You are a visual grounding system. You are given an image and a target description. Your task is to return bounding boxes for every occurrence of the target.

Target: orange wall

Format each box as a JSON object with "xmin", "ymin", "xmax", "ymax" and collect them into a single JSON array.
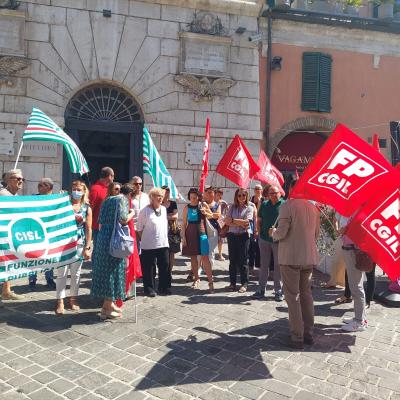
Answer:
[{"xmin": 260, "ymin": 43, "xmax": 400, "ymax": 159}]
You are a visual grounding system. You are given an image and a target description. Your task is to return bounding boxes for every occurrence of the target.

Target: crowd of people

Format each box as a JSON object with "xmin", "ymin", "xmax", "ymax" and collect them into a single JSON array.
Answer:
[{"xmin": 0, "ymin": 166, "xmax": 374, "ymax": 348}]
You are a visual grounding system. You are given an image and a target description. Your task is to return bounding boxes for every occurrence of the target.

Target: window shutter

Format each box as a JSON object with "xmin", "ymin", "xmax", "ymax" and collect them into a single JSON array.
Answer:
[
  {"xmin": 301, "ymin": 52, "xmax": 332, "ymax": 113},
  {"xmin": 318, "ymin": 54, "xmax": 332, "ymax": 112}
]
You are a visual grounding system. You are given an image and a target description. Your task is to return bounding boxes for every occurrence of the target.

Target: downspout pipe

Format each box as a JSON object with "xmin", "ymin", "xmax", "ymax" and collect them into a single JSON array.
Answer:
[{"xmin": 265, "ymin": 10, "xmax": 272, "ymax": 155}]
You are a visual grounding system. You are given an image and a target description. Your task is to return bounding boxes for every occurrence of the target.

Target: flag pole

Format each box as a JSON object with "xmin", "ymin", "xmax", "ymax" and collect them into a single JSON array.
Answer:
[
  {"xmin": 134, "ymin": 279, "xmax": 137, "ymax": 323},
  {"xmin": 14, "ymin": 142, "xmax": 24, "ymax": 169}
]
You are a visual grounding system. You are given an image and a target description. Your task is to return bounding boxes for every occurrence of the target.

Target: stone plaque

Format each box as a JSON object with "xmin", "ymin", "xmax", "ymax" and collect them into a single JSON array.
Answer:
[
  {"xmin": 22, "ymin": 142, "xmax": 58, "ymax": 158},
  {"xmin": 185, "ymin": 141, "xmax": 224, "ymax": 165},
  {"xmin": 179, "ymin": 32, "xmax": 232, "ymax": 78},
  {"xmin": 0, "ymin": 10, "xmax": 26, "ymax": 57},
  {"xmin": 0, "ymin": 129, "xmax": 14, "ymax": 155}
]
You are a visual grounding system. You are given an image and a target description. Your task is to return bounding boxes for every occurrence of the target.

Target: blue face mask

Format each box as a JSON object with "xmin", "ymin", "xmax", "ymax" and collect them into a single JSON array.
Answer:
[{"xmin": 71, "ymin": 190, "xmax": 83, "ymax": 200}]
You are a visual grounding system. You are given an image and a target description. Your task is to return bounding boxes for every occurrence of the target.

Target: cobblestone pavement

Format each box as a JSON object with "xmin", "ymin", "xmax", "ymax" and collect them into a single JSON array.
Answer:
[{"xmin": 1, "ymin": 250, "xmax": 400, "ymax": 400}]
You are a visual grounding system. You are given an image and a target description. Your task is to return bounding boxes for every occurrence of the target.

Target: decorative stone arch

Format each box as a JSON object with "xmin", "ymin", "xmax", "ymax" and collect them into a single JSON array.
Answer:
[{"xmin": 269, "ymin": 116, "xmax": 337, "ymax": 157}]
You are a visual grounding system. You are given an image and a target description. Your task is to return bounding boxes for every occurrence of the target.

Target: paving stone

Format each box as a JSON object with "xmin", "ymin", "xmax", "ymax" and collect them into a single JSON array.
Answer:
[
  {"xmin": 52, "ymin": 359, "xmax": 91, "ymax": 381},
  {"xmin": 299, "ymin": 376, "xmax": 349, "ymax": 399},
  {"xmin": 0, "ymin": 381, "xmax": 13, "ymax": 394},
  {"xmin": 31, "ymin": 370, "xmax": 59, "ymax": 384},
  {"xmin": 200, "ymin": 386, "xmax": 241, "ymax": 400},
  {"xmin": 94, "ymin": 381, "xmax": 131, "ymax": 399},
  {"xmin": 65, "ymin": 386, "xmax": 90, "ymax": 400},
  {"xmin": 230, "ymin": 381, "xmax": 265, "ymax": 399},
  {"xmin": 28, "ymin": 388, "xmax": 65, "ymax": 400},
  {"xmin": 294, "ymin": 390, "xmax": 332, "ymax": 400},
  {"xmin": 47, "ymin": 378, "xmax": 75, "ymax": 394},
  {"xmin": 76, "ymin": 371, "xmax": 111, "ymax": 390}
]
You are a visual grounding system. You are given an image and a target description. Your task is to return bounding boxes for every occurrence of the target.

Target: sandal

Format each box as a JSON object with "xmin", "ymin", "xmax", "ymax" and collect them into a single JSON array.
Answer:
[
  {"xmin": 55, "ymin": 299, "xmax": 64, "ymax": 316},
  {"xmin": 321, "ymin": 283, "xmax": 337, "ymax": 289},
  {"xmin": 100, "ymin": 309, "xmax": 121, "ymax": 320},
  {"xmin": 69, "ymin": 297, "xmax": 80, "ymax": 311},
  {"xmin": 226, "ymin": 284, "xmax": 236, "ymax": 292},
  {"xmin": 208, "ymin": 282, "xmax": 214, "ymax": 294},
  {"xmin": 335, "ymin": 296, "xmax": 352, "ymax": 304},
  {"xmin": 191, "ymin": 279, "xmax": 200, "ymax": 289}
]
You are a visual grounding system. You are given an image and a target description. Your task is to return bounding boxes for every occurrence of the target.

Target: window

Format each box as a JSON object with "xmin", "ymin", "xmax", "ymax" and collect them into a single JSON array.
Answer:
[{"xmin": 302, "ymin": 52, "xmax": 332, "ymax": 113}]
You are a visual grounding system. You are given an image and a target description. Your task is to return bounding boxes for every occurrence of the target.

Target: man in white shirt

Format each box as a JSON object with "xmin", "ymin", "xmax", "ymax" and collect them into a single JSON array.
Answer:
[{"xmin": 130, "ymin": 176, "xmax": 150, "ymax": 232}]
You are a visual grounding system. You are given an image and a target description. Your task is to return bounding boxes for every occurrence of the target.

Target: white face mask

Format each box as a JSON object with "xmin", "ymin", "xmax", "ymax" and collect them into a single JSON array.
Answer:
[{"xmin": 71, "ymin": 190, "xmax": 83, "ymax": 200}]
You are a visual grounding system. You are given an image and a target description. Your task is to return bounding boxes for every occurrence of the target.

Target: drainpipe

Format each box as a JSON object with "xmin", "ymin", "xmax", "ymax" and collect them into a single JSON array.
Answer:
[{"xmin": 265, "ymin": 11, "xmax": 272, "ymax": 155}]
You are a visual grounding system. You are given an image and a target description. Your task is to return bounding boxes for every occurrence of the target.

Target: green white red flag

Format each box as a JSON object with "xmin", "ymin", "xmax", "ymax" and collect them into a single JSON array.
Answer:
[
  {"xmin": 23, "ymin": 108, "xmax": 89, "ymax": 175},
  {"xmin": 143, "ymin": 127, "xmax": 181, "ymax": 200}
]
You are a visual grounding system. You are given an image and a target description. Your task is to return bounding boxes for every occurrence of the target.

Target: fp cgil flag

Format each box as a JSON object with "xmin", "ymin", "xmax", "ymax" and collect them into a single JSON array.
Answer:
[
  {"xmin": 346, "ymin": 182, "xmax": 400, "ymax": 282},
  {"xmin": 216, "ymin": 135, "xmax": 260, "ymax": 188},
  {"xmin": 199, "ymin": 118, "xmax": 210, "ymax": 193},
  {"xmin": 253, "ymin": 150, "xmax": 285, "ymax": 195},
  {"xmin": 0, "ymin": 194, "xmax": 79, "ymax": 283},
  {"xmin": 290, "ymin": 124, "xmax": 394, "ymax": 217}
]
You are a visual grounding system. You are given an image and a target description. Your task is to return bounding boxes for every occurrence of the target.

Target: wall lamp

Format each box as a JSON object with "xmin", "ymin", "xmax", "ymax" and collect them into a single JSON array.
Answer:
[
  {"xmin": 103, "ymin": 9, "xmax": 112, "ymax": 17},
  {"xmin": 271, "ymin": 56, "xmax": 282, "ymax": 71}
]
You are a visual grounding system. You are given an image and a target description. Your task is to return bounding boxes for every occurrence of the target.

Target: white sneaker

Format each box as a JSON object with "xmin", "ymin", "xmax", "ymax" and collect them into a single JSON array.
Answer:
[
  {"xmin": 341, "ymin": 320, "xmax": 367, "ymax": 332},
  {"xmin": 342, "ymin": 316, "xmax": 368, "ymax": 326}
]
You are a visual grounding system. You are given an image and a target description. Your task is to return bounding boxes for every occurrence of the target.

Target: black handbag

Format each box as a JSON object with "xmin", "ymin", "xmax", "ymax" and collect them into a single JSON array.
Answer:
[{"xmin": 168, "ymin": 221, "xmax": 181, "ymax": 253}]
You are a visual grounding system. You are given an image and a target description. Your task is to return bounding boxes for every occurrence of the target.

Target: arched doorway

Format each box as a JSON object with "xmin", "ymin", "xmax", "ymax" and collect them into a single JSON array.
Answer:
[
  {"xmin": 271, "ymin": 130, "xmax": 327, "ymax": 192},
  {"xmin": 63, "ymin": 84, "xmax": 144, "ymax": 189}
]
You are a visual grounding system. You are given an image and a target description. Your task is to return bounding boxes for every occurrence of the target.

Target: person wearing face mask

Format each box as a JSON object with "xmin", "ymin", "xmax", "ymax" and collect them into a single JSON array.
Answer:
[{"xmin": 55, "ymin": 180, "xmax": 92, "ymax": 315}]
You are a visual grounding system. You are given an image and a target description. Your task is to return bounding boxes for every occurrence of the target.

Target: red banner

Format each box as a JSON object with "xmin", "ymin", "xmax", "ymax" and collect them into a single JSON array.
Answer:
[
  {"xmin": 199, "ymin": 118, "xmax": 210, "ymax": 193},
  {"xmin": 253, "ymin": 150, "xmax": 285, "ymax": 194},
  {"xmin": 290, "ymin": 124, "xmax": 394, "ymax": 216},
  {"xmin": 346, "ymin": 182, "xmax": 400, "ymax": 282},
  {"xmin": 216, "ymin": 135, "xmax": 259, "ymax": 188}
]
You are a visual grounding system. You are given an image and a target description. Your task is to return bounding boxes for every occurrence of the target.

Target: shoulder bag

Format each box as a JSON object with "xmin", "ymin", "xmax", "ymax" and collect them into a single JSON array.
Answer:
[
  {"xmin": 109, "ymin": 199, "xmax": 134, "ymax": 258},
  {"xmin": 354, "ymin": 248, "xmax": 374, "ymax": 272}
]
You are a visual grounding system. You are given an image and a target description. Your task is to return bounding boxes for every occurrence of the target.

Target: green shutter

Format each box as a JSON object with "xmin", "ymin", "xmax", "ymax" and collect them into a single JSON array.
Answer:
[
  {"xmin": 302, "ymin": 52, "xmax": 332, "ymax": 113},
  {"xmin": 318, "ymin": 54, "xmax": 332, "ymax": 112}
]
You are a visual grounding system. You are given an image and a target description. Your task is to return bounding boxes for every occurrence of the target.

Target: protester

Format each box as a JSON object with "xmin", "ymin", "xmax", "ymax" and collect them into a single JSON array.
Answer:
[
  {"xmin": 337, "ymin": 215, "xmax": 368, "ymax": 332},
  {"xmin": 29, "ymin": 178, "xmax": 56, "ymax": 290},
  {"xmin": 203, "ymin": 186, "xmax": 221, "ymax": 267},
  {"xmin": 89, "ymin": 167, "xmax": 114, "ymax": 247},
  {"xmin": 248, "ymin": 184, "xmax": 263, "ymax": 271},
  {"xmin": 335, "ymin": 267, "xmax": 375, "ymax": 308},
  {"xmin": 107, "ymin": 181, "xmax": 121, "ymax": 197},
  {"xmin": 182, "ymin": 188, "xmax": 214, "ymax": 293},
  {"xmin": 91, "ymin": 183, "xmax": 135, "ymax": 319},
  {"xmin": 253, "ymin": 185, "xmax": 284, "ymax": 301},
  {"xmin": 55, "ymin": 180, "xmax": 92, "ymax": 315},
  {"xmin": 162, "ymin": 186, "xmax": 179, "ymax": 278},
  {"xmin": 130, "ymin": 176, "xmax": 150, "ymax": 232},
  {"xmin": 137, "ymin": 188, "xmax": 170, "ymax": 296},
  {"xmin": 215, "ymin": 188, "xmax": 228, "ymax": 261},
  {"xmin": 271, "ymin": 180, "xmax": 320, "ymax": 349},
  {"xmin": 225, "ymin": 188, "xmax": 253, "ymax": 293},
  {"xmin": 0, "ymin": 169, "xmax": 25, "ymax": 304}
]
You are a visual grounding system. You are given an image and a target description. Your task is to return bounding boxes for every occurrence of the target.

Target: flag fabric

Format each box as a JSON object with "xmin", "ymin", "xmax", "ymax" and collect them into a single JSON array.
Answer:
[
  {"xmin": 290, "ymin": 124, "xmax": 395, "ymax": 216},
  {"xmin": 143, "ymin": 127, "xmax": 181, "ymax": 200},
  {"xmin": 216, "ymin": 135, "xmax": 260, "ymax": 188},
  {"xmin": 253, "ymin": 150, "xmax": 285, "ymax": 195},
  {"xmin": 372, "ymin": 134, "xmax": 380, "ymax": 152},
  {"xmin": 199, "ymin": 118, "xmax": 211, "ymax": 193},
  {"xmin": 346, "ymin": 181, "xmax": 400, "ymax": 282},
  {"xmin": 23, "ymin": 108, "xmax": 89, "ymax": 175},
  {"xmin": 0, "ymin": 194, "xmax": 79, "ymax": 283}
]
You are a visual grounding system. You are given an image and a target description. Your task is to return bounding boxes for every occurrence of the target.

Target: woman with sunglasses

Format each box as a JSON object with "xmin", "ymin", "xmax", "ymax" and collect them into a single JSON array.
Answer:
[
  {"xmin": 182, "ymin": 188, "xmax": 214, "ymax": 293},
  {"xmin": 225, "ymin": 188, "xmax": 253, "ymax": 293},
  {"xmin": 107, "ymin": 182, "xmax": 121, "ymax": 197}
]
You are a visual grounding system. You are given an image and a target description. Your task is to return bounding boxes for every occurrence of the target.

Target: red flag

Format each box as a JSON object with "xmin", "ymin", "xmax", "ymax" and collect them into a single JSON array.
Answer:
[
  {"xmin": 346, "ymin": 181, "xmax": 400, "ymax": 282},
  {"xmin": 253, "ymin": 150, "xmax": 285, "ymax": 194},
  {"xmin": 216, "ymin": 135, "xmax": 260, "ymax": 188},
  {"xmin": 199, "ymin": 118, "xmax": 210, "ymax": 193},
  {"xmin": 290, "ymin": 124, "xmax": 395, "ymax": 217},
  {"xmin": 372, "ymin": 134, "xmax": 380, "ymax": 152}
]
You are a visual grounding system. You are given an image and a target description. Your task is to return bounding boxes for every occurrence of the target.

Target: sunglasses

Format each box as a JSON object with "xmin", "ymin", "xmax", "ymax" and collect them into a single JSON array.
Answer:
[
  {"xmin": 133, "ymin": 182, "xmax": 142, "ymax": 185},
  {"xmin": 238, "ymin": 194, "xmax": 247, "ymax": 198},
  {"xmin": 269, "ymin": 192, "xmax": 279, "ymax": 195},
  {"xmin": 12, "ymin": 177, "xmax": 25, "ymax": 182}
]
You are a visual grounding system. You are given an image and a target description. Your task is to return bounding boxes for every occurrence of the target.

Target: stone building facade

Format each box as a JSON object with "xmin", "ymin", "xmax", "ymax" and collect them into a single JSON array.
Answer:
[{"xmin": 0, "ymin": 0, "xmax": 263, "ymax": 200}]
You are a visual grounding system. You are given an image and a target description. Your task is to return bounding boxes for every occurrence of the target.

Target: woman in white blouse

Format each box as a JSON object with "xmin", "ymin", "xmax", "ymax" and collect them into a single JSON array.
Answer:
[{"xmin": 137, "ymin": 187, "xmax": 170, "ymax": 297}]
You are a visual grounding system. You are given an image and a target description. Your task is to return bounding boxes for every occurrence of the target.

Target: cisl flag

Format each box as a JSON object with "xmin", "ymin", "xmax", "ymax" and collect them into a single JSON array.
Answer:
[
  {"xmin": 346, "ymin": 182, "xmax": 400, "ymax": 282},
  {"xmin": 290, "ymin": 124, "xmax": 394, "ymax": 216},
  {"xmin": 216, "ymin": 135, "xmax": 260, "ymax": 188},
  {"xmin": 253, "ymin": 150, "xmax": 285, "ymax": 195}
]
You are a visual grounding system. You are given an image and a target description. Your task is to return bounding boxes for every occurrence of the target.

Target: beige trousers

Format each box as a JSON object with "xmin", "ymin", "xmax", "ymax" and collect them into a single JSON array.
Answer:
[
  {"xmin": 281, "ymin": 264, "xmax": 314, "ymax": 342},
  {"xmin": 326, "ymin": 239, "xmax": 346, "ymax": 287}
]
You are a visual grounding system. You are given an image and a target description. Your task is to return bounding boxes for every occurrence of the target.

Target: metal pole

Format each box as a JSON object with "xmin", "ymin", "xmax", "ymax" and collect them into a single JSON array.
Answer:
[
  {"xmin": 14, "ymin": 142, "xmax": 24, "ymax": 169},
  {"xmin": 134, "ymin": 279, "xmax": 137, "ymax": 323}
]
